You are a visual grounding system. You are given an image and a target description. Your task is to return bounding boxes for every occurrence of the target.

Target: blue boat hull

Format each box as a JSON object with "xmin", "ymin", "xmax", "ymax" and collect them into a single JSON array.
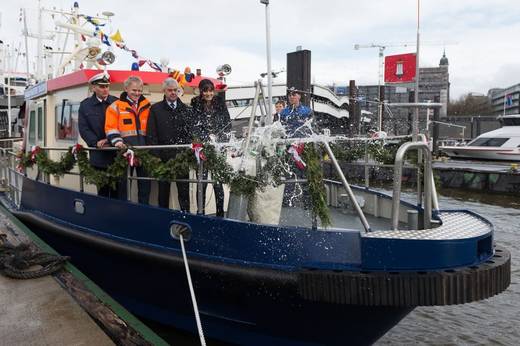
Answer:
[
  {"xmin": 15, "ymin": 178, "xmax": 414, "ymax": 345},
  {"xmin": 20, "ymin": 211, "xmax": 413, "ymax": 345},
  {"xmin": 13, "ymin": 177, "xmax": 511, "ymax": 344}
]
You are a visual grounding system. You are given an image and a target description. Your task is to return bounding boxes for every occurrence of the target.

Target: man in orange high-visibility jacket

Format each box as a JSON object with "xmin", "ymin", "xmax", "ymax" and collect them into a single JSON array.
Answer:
[{"xmin": 105, "ymin": 75, "xmax": 151, "ymax": 204}]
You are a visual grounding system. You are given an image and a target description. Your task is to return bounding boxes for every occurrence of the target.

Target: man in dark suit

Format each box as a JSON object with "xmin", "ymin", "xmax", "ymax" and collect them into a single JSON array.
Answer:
[
  {"xmin": 78, "ymin": 72, "xmax": 119, "ymax": 198},
  {"xmin": 147, "ymin": 77, "xmax": 192, "ymax": 211}
]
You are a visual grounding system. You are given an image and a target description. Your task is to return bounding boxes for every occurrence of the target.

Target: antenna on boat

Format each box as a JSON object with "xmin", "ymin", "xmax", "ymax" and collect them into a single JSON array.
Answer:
[
  {"xmin": 53, "ymin": 8, "xmax": 115, "ymax": 75},
  {"xmin": 260, "ymin": 0, "xmax": 273, "ymax": 124}
]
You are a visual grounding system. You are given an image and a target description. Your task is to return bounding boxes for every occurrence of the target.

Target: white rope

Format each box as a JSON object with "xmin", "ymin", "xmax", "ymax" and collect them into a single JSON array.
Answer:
[{"xmin": 179, "ymin": 233, "xmax": 206, "ymax": 346}]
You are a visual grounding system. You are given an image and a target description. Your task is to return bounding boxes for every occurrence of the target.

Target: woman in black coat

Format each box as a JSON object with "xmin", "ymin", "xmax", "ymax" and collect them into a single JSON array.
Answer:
[{"xmin": 191, "ymin": 79, "xmax": 231, "ymax": 217}]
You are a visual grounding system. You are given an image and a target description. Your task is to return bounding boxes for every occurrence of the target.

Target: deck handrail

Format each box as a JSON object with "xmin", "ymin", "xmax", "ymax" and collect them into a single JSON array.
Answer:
[
  {"xmin": 391, "ymin": 142, "xmax": 432, "ymax": 230},
  {"xmin": 1, "ymin": 135, "xmax": 433, "ymax": 233},
  {"xmin": 323, "ymin": 141, "xmax": 371, "ymax": 232},
  {"xmin": 31, "ymin": 134, "xmax": 415, "ymax": 152}
]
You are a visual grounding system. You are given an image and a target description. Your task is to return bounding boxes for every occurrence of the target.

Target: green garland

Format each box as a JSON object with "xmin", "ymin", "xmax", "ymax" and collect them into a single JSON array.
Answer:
[
  {"xmin": 18, "ymin": 147, "xmax": 76, "ymax": 176},
  {"xmin": 76, "ymin": 149, "xmax": 128, "ymax": 189},
  {"xmin": 330, "ymin": 139, "xmax": 405, "ymax": 164},
  {"xmin": 17, "ymin": 140, "xmax": 410, "ymax": 229},
  {"xmin": 302, "ymin": 144, "xmax": 332, "ymax": 227}
]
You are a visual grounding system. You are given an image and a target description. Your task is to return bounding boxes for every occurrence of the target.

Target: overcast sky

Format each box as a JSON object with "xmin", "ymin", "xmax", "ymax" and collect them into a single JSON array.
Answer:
[{"xmin": 1, "ymin": 0, "xmax": 519, "ymax": 100}]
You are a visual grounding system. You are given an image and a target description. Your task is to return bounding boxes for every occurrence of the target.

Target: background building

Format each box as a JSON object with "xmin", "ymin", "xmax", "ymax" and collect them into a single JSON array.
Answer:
[
  {"xmin": 331, "ymin": 52, "xmax": 450, "ymax": 135},
  {"xmin": 488, "ymin": 84, "xmax": 520, "ymax": 116}
]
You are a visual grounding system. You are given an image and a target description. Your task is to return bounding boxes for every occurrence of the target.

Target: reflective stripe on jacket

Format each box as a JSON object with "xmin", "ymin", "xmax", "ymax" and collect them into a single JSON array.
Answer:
[{"xmin": 105, "ymin": 93, "xmax": 151, "ymax": 146}]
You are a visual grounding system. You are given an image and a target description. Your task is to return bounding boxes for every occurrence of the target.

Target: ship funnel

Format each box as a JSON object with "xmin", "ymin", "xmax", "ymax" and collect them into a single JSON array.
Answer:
[{"xmin": 216, "ymin": 64, "xmax": 232, "ymax": 77}]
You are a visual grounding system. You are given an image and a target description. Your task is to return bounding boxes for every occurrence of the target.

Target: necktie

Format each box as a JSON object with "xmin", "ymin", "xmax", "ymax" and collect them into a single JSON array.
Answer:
[{"xmin": 170, "ymin": 102, "xmax": 176, "ymax": 110}]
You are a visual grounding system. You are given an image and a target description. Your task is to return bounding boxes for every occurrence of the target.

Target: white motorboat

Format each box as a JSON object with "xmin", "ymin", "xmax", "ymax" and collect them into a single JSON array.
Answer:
[{"xmin": 440, "ymin": 114, "xmax": 520, "ymax": 161}]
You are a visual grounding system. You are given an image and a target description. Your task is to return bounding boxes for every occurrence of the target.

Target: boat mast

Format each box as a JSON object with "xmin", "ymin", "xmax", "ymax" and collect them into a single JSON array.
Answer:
[
  {"xmin": 72, "ymin": 2, "xmax": 81, "ymax": 72},
  {"xmin": 36, "ymin": 0, "xmax": 43, "ymax": 81},
  {"xmin": 22, "ymin": 8, "xmax": 30, "ymax": 84}
]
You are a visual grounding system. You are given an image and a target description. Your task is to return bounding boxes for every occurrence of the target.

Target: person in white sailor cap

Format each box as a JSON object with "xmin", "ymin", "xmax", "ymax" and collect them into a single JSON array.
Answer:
[
  {"xmin": 87, "ymin": 72, "xmax": 111, "ymax": 85},
  {"xmin": 78, "ymin": 72, "xmax": 121, "ymax": 198}
]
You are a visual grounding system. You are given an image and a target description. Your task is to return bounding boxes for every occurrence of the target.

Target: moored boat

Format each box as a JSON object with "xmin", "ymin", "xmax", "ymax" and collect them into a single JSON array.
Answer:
[
  {"xmin": 0, "ymin": 3, "xmax": 511, "ymax": 345},
  {"xmin": 440, "ymin": 114, "xmax": 520, "ymax": 161}
]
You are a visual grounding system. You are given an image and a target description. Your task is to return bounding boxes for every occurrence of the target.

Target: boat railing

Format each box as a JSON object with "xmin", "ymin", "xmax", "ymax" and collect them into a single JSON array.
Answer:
[
  {"xmin": 0, "ymin": 146, "xmax": 24, "ymax": 207},
  {"xmin": 0, "ymin": 134, "xmax": 439, "ymax": 232},
  {"xmin": 391, "ymin": 141, "xmax": 432, "ymax": 230}
]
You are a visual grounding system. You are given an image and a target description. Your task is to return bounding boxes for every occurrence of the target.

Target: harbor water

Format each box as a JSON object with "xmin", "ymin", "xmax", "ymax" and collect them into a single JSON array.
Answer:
[{"xmin": 376, "ymin": 188, "xmax": 520, "ymax": 346}]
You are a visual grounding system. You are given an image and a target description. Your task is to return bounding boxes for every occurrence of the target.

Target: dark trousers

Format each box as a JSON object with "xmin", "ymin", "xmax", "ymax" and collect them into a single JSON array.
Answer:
[
  {"xmin": 158, "ymin": 177, "xmax": 190, "ymax": 211},
  {"xmin": 196, "ymin": 170, "xmax": 224, "ymax": 217},
  {"xmin": 119, "ymin": 166, "xmax": 151, "ymax": 204},
  {"xmin": 136, "ymin": 166, "xmax": 151, "ymax": 204}
]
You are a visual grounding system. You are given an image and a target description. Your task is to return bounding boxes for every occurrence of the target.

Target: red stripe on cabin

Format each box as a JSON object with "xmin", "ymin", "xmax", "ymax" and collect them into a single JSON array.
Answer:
[{"xmin": 46, "ymin": 69, "xmax": 224, "ymax": 92}]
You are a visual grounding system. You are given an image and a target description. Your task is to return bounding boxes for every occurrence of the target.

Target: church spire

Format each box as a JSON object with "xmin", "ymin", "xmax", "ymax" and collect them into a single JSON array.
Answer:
[{"xmin": 439, "ymin": 49, "xmax": 449, "ymax": 66}]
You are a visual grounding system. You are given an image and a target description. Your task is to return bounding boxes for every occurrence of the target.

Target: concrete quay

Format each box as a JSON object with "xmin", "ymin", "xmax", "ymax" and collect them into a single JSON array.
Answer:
[{"xmin": 0, "ymin": 206, "xmax": 167, "ymax": 346}]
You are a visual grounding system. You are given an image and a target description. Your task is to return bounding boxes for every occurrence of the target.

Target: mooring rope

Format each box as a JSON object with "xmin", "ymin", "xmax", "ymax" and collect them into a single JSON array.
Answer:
[
  {"xmin": 0, "ymin": 241, "xmax": 69, "ymax": 279},
  {"xmin": 179, "ymin": 233, "xmax": 206, "ymax": 346}
]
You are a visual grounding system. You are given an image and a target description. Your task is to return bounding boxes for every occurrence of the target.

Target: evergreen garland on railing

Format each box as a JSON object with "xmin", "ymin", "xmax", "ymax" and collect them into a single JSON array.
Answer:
[
  {"xmin": 302, "ymin": 144, "xmax": 332, "ymax": 227},
  {"xmin": 17, "ymin": 139, "xmax": 407, "ymax": 228}
]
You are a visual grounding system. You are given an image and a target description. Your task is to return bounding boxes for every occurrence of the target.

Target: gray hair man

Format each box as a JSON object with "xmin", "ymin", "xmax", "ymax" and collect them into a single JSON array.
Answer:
[{"xmin": 146, "ymin": 77, "xmax": 192, "ymax": 210}]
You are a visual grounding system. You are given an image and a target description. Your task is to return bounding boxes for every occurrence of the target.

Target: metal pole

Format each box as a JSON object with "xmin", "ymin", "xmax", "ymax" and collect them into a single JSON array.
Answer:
[
  {"xmin": 262, "ymin": 0, "xmax": 273, "ymax": 124},
  {"xmin": 126, "ymin": 166, "xmax": 132, "ymax": 201},
  {"xmin": 22, "ymin": 9, "xmax": 30, "ymax": 83},
  {"xmin": 413, "ymin": 0, "xmax": 420, "ymax": 141},
  {"xmin": 377, "ymin": 47, "xmax": 383, "ymax": 131},
  {"xmin": 197, "ymin": 161, "xmax": 204, "ymax": 214},
  {"xmin": 323, "ymin": 141, "xmax": 371, "ymax": 232},
  {"xmin": 364, "ymin": 141, "xmax": 369, "ymax": 188},
  {"xmin": 242, "ymin": 80, "xmax": 261, "ymax": 161},
  {"xmin": 6, "ymin": 51, "xmax": 11, "ymax": 137},
  {"xmin": 36, "ymin": 1, "xmax": 43, "ymax": 80},
  {"xmin": 414, "ymin": 0, "xmax": 422, "ymax": 207},
  {"xmin": 79, "ymin": 174, "xmax": 84, "ymax": 192}
]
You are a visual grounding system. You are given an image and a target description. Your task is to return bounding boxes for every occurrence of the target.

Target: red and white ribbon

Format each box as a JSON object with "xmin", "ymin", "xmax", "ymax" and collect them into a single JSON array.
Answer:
[
  {"xmin": 71, "ymin": 144, "xmax": 83, "ymax": 158},
  {"xmin": 30, "ymin": 146, "xmax": 41, "ymax": 162},
  {"xmin": 288, "ymin": 143, "xmax": 306, "ymax": 170},
  {"xmin": 123, "ymin": 149, "xmax": 136, "ymax": 167},
  {"xmin": 370, "ymin": 131, "xmax": 387, "ymax": 140},
  {"xmin": 191, "ymin": 143, "xmax": 207, "ymax": 164}
]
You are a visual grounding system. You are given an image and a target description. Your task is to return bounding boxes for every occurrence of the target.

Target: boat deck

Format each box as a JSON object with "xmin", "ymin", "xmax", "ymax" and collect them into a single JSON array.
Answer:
[
  {"xmin": 279, "ymin": 206, "xmax": 405, "ymax": 230},
  {"xmin": 364, "ymin": 211, "xmax": 492, "ymax": 239}
]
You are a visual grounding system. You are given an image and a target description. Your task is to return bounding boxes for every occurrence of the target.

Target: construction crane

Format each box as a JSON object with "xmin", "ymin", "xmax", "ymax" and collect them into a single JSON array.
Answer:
[
  {"xmin": 353, "ymin": 41, "xmax": 456, "ymax": 86},
  {"xmin": 353, "ymin": 42, "xmax": 416, "ymax": 86},
  {"xmin": 353, "ymin": 42, "xmax": 416, "ymax": 132}
]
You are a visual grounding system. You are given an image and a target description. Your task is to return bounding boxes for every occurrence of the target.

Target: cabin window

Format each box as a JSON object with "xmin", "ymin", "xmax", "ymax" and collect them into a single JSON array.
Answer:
[
  {"xmin": 468, "ymin": 137, "xmax": 509, "ymax": 147},
  {"xmin": 502, "ymin": 118, "xmax": 520, "ymax": 126},
  {"xmin": 28, "ymin": 110, "xmax": 36, "ymax": 143},
  {"xmin": 55, "ymin": 101, "xmax": 79, "ymax": 141},
  {"xmin": 26, "ymin": 101, "xmax": 45, "ymax": 149},
  {"xmin": 37, "ymin": 107, "xmax": 44, "ymax": 141}
]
